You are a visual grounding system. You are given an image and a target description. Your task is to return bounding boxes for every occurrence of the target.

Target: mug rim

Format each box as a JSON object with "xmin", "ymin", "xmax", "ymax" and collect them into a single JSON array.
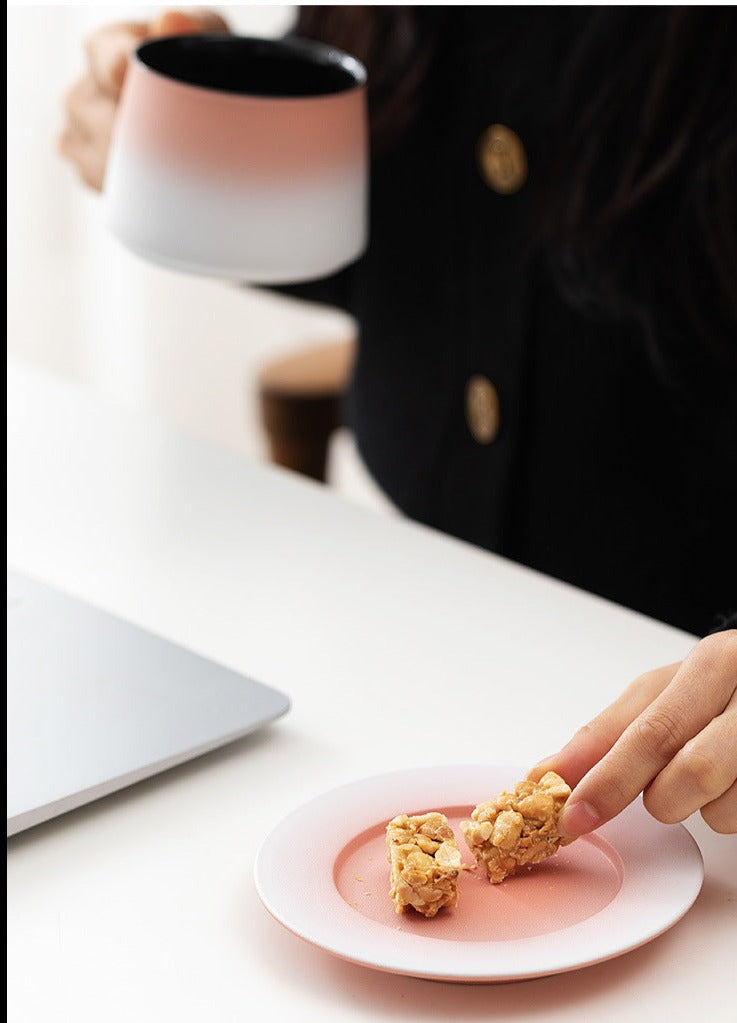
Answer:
[{"xmin": 134, "ymin": 32, "xmax": 368, "ymax": 100}]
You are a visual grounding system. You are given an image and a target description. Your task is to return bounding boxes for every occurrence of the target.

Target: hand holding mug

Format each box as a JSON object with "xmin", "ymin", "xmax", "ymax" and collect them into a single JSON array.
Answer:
[{"xmin": 59, "ymin": 9, "xmax": 229, "ymax": 191}]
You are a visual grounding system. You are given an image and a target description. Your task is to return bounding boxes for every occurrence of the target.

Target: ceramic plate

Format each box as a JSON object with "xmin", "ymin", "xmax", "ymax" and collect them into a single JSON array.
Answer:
[{"xmin": 254, "ymin": 765, "xmax": 704, "ymax": 983}]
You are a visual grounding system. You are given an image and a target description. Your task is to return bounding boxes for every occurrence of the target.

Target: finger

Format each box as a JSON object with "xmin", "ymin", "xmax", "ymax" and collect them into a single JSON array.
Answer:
[
  {"xmin": 58, "ymin": 125, "xmax": 86, "ymax": 163},
  {"xmin": 58, "ymin": 128, "xmax": 107, "ymax": 191},
  {"xmin": 84, "ymin": 21, "xmax": 149, "ymax": 98},
  {"xmin": 559, "ymin": 638, "xmax": 737, "ymax": 836},
  {"xmin": 62, "ymin": 75, "xmax": 117, "ymax": 147},
  {"xmin": 643, "ymin": 693, "xmax": 737, "ymax": 824},
  {"xmin": 700, "ymin": 779, "xmax": 737, "ymax": 834},
  {"xmin": 150, "ymin": 9, "xmax": 229, "ymax": 36},
  {"xmin": 528, "ymin": 663, "xmax": 679, "ymax": 788},
  {"xmin": 63, "ymin": 74, "xmax": 94, "ymax": 118}
]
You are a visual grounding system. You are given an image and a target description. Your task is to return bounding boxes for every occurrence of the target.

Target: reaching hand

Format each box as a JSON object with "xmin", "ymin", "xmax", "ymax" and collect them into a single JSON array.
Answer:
[
  {"xmin": 58, "ymin": 8, "xmax": 228, "ymax": 191},
  {"xmin": 530, "ymin": 630, "xmax": 737, "ymax": 836}
]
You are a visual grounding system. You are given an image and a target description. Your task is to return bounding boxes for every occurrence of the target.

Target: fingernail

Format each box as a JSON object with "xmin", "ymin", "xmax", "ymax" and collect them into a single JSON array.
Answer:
[{"xmin": 558, "ymin": 801, "xmax": 600, "ymax": 838}]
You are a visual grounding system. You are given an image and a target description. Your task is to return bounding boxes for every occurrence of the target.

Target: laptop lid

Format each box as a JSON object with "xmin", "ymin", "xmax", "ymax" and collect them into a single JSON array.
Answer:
[{"xmin": 7, "ymin": 570, "xmax": 290, "ymax": 836}]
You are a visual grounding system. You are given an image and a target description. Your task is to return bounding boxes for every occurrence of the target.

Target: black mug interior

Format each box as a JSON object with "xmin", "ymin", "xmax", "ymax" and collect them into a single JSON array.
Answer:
[{"xmin": 136, "ymin": 34, "xmax": 366, "ymax": 97}]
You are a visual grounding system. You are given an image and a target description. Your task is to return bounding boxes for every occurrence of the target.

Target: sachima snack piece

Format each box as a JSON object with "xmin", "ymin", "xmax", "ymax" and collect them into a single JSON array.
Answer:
[
  {"xmin": 460, "ymin": 771, "xmax": 574, "ymax": 884},
  {"xmin": 386, "ymin": 812, "xmax": 462, "ymax": 917}
]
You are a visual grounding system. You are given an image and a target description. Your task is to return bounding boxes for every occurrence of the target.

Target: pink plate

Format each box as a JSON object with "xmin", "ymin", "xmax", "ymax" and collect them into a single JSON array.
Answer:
[{"xmin": 254, "ymin": 765, "xmax": 704, "ymax": 983}]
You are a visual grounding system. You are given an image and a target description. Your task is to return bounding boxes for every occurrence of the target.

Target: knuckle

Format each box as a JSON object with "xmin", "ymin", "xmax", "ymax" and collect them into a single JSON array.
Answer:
[
  {"xmin": 606, "ymin": 774, "xmax": 633, "ymax": 811},
  {"xmin": 82, "ymin": 28, "xmax": 103, "ymax": 63},
  {"xmin": 633, "ymin": 667, "xmax": 664, "ymax": 690},
  {"xmin": 632, "ymin": 710, "xmax": 685, "ymax": 760},
  {"xmin": 721, "ymin": 630, "xmax": 737, "ymax": 670},
  {"xmin": 696, "ymin": 630, "xmax": 737, "ymax": 674},
  {"xmin": 678, "ymin": 743, "xmax": 726, "ymax": 798},
  {"xmin": 642, "ymin": 786, "xmax": 682, "ymax": 825},
  {"xmin": 594, "ymin": 765, "xmax": 632, "ymax": 816},
  {"xmin": 63, "ymin": 75, "xmax": 95, "ymax": 116},
  {"xmin": 573, "ymin": 721, "xmax": 597, "ymax": 743},
  {"xmin": 566, "ymin": 720, "xmax": 614, "ymax": 762}
]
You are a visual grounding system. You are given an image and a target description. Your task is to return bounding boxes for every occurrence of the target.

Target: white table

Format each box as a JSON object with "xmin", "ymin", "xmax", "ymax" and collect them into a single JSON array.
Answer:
[{"xmin": 7, "ymin": 362, "xmax": 736, "ymax": 1022}]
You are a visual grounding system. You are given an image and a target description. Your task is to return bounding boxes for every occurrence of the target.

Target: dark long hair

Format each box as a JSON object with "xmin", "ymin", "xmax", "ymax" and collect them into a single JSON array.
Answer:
[{"xmin": 296, "ymin": 6, "xmax": 737, "ymax": 366}]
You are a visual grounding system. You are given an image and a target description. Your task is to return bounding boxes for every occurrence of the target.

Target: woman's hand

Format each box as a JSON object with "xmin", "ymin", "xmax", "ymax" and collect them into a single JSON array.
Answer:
[
  {"xmin": 530, "ymin": 630, "xmax": 737, "ymax": 835},
  {"xmin": 58, "ymin": 8, "xmax": 228, "ymax": 191}
]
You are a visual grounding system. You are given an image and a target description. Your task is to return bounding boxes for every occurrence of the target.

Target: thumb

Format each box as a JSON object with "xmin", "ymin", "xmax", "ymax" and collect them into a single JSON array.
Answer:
[{"xmin": 150, "ymin": 9, "xmax": 229, "ymax": 37}]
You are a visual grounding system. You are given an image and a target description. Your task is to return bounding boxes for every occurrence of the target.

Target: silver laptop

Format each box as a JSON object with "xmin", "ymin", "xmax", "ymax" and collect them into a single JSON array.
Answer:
[{"xmin": 7, "ymin": 570, "xmax": 290, "ymax": 836}]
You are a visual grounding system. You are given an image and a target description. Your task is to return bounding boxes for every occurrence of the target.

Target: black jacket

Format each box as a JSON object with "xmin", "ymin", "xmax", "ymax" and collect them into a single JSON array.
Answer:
[{"xmin": 284, "ymin": 7, "xmax": 737, "ymax": 637}]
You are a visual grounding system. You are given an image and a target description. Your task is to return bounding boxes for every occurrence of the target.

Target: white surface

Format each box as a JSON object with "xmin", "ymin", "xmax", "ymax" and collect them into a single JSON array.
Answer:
[
  {"xmin": 255, "ymin": 765, "xmax": 704, "ymax": 983},
  {"xmin": 7, "ymin": 360, "xmax": 737, "ymax": 1021}
]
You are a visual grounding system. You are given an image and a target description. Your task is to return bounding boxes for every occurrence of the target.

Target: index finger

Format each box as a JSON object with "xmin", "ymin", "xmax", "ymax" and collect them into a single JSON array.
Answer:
[
  {"xmin": 559, "ymin": 637, "xmax": 737, "ymax": 837},
  {"xmin": 528, "ymin": 663, "xmax": 678, "ymax": 789}
]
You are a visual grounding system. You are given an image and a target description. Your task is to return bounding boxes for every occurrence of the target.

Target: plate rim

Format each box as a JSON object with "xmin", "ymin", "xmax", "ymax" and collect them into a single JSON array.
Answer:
[{"xmin": 254, "ymin": 764, "xmax": 704, "ymax": 982}]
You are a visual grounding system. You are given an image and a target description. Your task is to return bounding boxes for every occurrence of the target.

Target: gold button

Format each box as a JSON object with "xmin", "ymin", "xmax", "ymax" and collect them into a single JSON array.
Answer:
[
  {"xmin": 465, "ymin": 375, "xmax": 500, "ymax": 444},
  {"xmin": 477, "ymin": 123, "xmax": 527, "ymax": 195}
]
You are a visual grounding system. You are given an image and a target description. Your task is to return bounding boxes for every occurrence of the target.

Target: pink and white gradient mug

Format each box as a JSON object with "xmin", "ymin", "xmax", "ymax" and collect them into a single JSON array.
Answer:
[{"xmin": 104, "ymin": 34, "xmax": 368, "ymax": 283}]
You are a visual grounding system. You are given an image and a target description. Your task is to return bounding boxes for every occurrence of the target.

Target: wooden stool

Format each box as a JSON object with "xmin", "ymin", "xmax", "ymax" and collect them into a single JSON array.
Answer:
[{"xmin": 258, "ymin": 339, "xmax": 356, "ymax": 482}]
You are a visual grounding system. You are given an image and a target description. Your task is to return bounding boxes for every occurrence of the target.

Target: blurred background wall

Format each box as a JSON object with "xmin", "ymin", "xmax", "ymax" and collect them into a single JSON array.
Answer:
[{"xmin": 7, "ymin": 3, "xmax": 394, "ymax": 513}]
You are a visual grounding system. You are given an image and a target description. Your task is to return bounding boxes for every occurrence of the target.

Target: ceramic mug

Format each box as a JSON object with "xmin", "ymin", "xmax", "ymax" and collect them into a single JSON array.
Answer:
[{"xmin": 104, "ymin": 34, "xmax": 368, "ymax": 283}]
